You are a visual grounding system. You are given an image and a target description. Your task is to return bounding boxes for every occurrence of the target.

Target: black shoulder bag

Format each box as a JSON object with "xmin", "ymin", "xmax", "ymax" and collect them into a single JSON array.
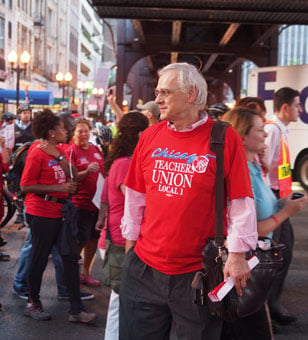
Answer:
[{"xmin": 192, "ymin": 120, "xmax": 285, "ymax": 322}]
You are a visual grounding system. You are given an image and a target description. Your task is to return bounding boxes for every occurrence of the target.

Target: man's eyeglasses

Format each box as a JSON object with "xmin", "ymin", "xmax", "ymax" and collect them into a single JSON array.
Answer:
[{"xmin": 154, "ymin": 88, "xmax": 181, "ymax": 98}]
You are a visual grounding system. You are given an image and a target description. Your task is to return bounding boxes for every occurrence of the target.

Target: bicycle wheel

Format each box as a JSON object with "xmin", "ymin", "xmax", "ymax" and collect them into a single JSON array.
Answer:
[{"xmin": 1, "ymin": 188, "xmax": 16, "ymax": 228}]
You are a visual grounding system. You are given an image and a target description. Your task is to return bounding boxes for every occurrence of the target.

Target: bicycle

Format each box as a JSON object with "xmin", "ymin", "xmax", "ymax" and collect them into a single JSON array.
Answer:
[{"xmin": 1, "ymin": 185, "xmax": 25, "ymax": 229}]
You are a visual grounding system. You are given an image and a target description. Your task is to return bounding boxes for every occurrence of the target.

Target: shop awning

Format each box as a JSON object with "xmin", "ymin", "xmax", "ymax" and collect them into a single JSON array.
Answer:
[
  {"xmin": 0, "ymin": 89, "xmax": 54, "ymax": 105},
  {"xmin": 54, "ymin": 97, "xmax": 69, "ymax": 105}
]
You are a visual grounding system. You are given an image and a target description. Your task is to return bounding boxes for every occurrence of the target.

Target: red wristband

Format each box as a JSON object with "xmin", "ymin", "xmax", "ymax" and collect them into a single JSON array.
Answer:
[{"xmin": 270, "ymin": 215, "xmax": 279, "ymax": 226}]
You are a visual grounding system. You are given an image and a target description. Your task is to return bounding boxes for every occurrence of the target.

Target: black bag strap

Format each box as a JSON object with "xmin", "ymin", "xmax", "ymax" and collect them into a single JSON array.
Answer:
[{"xmin": 210, "ymin": 121, "xmax": 230, "ymax": 247}]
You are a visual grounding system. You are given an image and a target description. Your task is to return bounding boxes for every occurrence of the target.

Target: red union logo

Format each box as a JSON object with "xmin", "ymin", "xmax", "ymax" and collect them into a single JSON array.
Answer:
[{"xmin": 192, "ymin": 156, "xmax": 209, "ymax": 173}]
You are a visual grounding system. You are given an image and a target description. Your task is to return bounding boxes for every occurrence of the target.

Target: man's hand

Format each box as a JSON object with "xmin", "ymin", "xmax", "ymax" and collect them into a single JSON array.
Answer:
[
  {"xmin": 125, "ymin": 240, "xmax": 136, "ymax": 254},
  {"xmin": 223, "ymin": 252, "xmax": 250, "ymax": 296}
]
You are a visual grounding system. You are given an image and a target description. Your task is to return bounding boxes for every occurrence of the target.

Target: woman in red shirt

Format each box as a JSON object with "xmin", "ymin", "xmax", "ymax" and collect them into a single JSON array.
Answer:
[
  {"xmin": 21, "ymin": 110, "xmax": 96, "ymax": 323},
  {"xmin": 68, "ymin": 118, "xmax": 104, "ymax": 286},
  {"xmin": 96, "ymin": 111, "xmax": 148, "ymax": 339}
]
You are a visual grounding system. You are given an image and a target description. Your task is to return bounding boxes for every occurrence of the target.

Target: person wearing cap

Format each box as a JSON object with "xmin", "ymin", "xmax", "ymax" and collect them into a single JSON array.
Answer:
[
  {"xmin": 106, "ymin": 87, "xmax": 160, "ymax": 127},
  {"xmin": 207, "ymin": 103, "xmax": 229, "ymax": 121},
  {"xmin": 2, "ymin": 112, "xmax": 16, "ymax": 128},
  {"xmin": 14, "ymin": 104, "xmax": 34, "ymax": 151},
  {"xmin": 136, "ymin": 101, "xmax": 160, "ymax": 126}
]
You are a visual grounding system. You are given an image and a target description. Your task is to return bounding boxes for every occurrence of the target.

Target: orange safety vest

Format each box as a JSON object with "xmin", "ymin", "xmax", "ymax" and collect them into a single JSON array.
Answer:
[{"xmin": 266, "ymin": 121, "xmax": 292, "ymax": 198}]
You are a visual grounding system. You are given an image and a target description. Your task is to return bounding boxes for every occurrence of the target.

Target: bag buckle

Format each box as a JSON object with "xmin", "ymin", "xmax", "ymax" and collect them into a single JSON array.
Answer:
[
  {"xmin": 215, "ymin": 246, "xmax": 228, "ymax": 263},
  {"xmin": 191, "ymin": 271, "xmax": 206, "ymax": 306}
]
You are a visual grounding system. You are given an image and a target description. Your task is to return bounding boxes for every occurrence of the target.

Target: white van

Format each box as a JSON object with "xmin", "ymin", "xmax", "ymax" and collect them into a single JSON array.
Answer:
[{"xmin": 248, "ymin": 64, "xmax": 308, "ymax": 190}]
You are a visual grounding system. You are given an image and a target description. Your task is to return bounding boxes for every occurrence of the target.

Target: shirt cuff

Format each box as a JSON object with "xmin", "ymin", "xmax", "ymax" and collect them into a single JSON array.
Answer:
[
  {"xmin": 227, "ymin": 197, "xmax": 258, "ymax": 252},
  {"xmin": 227, "ymin": 233, "xmax": 258, "ymax": 253},
  {"xmin": 120, "ymin": 217, "xmax": 141, "ymax": 241},
  {"xmin": 120, "ymin": 187, "xmax": 145, "ymax": 240}
]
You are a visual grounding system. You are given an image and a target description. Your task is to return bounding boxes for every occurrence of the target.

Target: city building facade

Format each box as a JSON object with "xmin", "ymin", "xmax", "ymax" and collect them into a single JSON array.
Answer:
[{"xmin": 0, "ymin": 0, "xmax": 105, "ymax": 115}]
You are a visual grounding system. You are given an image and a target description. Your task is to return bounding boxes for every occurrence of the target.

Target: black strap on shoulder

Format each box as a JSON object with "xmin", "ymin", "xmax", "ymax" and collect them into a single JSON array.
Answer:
[{"xmin": 210, "ymin": 121, "xmax": 230, "ymax": 247}]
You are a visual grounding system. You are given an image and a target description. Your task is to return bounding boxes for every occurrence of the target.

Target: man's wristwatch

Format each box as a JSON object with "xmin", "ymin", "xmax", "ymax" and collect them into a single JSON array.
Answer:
[{"xmin": 56, "ymin": 154, "xmax": 65, "ymax": 162}]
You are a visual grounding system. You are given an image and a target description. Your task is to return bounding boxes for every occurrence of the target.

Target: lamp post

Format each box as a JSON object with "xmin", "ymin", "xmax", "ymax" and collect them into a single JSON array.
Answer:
[
  {"xmin": 56, "ymin": 71, "xmax": 72, "ymax": 101},
  {"xmin": 122, "ymin": 99, "xmax": 129, "ymax": 114},
  {"xmin": 77, "ymin": 80, "xmax": 90, "ymax": 116},
  {"xmin": 8, "ymin": 50, "xmax": 30, "ymax": 109},
  {"xmin": 92, "ymin": 87, "xmax": 104, "ymax": 116}
]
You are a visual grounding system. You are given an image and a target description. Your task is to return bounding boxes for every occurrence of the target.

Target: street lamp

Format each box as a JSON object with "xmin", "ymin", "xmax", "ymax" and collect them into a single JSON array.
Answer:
[
  {"xmin": 8, "ymin": 50, "xmax": 31, "ymax": 109},
  {"xmin": 56, "ymin": 71, "xmax": 72, "ymax": 100},
  {"xmin": 77, "ymin": 80, "xmax": 91, "ymax": 116},
  {"xmin": 122, "ymin": 99, "xmax": 129, "ymax": 114},
  {"xmin": 92, "ymin": 87, "xmax": 104, "ymax": 116}
]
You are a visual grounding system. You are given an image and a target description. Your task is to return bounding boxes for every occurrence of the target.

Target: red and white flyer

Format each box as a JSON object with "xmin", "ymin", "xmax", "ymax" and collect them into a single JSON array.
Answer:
[{"xmin": 208, "ymin": 255, "xmax": 260, "ymax": 302}]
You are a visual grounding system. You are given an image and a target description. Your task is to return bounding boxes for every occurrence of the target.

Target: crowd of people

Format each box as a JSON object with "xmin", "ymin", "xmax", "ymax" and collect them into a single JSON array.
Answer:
[{"xmin": 0, "ymin": 62, "xmax": 307, "ymax": 339}]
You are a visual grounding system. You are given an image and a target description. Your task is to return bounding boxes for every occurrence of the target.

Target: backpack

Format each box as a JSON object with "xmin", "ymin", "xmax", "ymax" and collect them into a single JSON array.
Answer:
[{"xmin": 6, "ymin": 141, "xmax": 33, "ymax": 194}]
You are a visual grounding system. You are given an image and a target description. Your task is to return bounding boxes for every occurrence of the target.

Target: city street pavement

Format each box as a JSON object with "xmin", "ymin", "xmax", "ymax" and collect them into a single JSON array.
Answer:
[
  {"xmin": 1, "ymin": 184, "xmax": 308, "ymax": 339},
  {"xmin": 0, "ymin": 219, "xmax": 110, "ymax": 340},
  {"xmin": 274, "ymin": 194, "xmax": 308, "ymax": 339}
]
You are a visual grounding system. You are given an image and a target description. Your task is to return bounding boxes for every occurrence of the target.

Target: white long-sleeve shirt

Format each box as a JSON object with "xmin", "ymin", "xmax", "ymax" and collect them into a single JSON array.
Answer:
[{"xmin": 264, "ymin": 115, "xmax": 289, "ymax": 191}]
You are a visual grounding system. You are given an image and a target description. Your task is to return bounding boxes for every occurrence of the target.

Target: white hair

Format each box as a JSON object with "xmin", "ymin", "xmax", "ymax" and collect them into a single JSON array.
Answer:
[{"xmin": 158, "ymin": 63, "xmax": 208, "ymax": 110}]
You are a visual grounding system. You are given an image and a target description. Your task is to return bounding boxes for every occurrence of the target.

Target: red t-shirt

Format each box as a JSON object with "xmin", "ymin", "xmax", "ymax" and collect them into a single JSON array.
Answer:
[
  {"xmin": 124, "ymin": 120, "xmax": 253, "ymax": 275},
  {"xmin": 98, "ymin": 157, "xmax": 130, "ymax": 248},
  {"xmin": 21, "ymin": 144, "xmax": 69, "ymax": 218},
  {"xmin": 67, "ymin": 143, "xmax": 104, "ymax": 211}
]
